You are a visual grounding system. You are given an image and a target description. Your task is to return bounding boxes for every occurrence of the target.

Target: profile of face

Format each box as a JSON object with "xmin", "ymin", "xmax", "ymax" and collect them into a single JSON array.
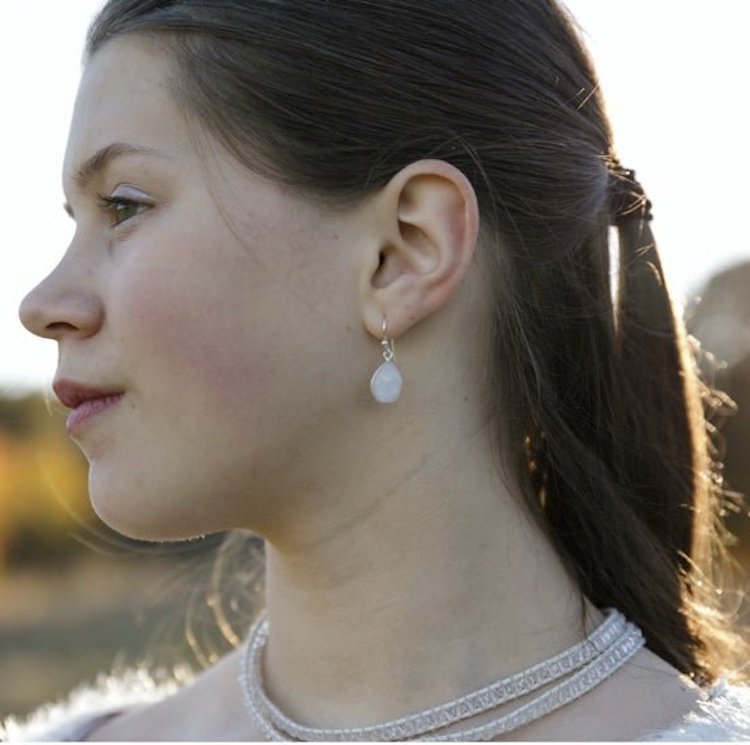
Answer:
[{"xmin": 19, "ymin": 37, "xmax": 376, "ymax": 542}]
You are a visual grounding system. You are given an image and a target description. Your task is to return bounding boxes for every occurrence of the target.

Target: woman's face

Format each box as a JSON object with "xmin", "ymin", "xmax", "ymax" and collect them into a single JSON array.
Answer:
[{"xmin": 20, "ymin": 37, "xmax": 369, "ymax": 541}]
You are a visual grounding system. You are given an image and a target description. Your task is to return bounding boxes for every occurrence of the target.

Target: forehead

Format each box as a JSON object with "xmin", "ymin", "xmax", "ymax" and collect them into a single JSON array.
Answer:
[{"xmin": 64, "ymin": 36, "xmax": 192, "ymax": 182}]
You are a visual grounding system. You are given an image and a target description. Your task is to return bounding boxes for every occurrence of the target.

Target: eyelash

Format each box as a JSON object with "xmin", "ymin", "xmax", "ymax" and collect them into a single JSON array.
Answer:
[{"xmin": 96, "ymin": 193, "xmax": 149, "ymax": 227}]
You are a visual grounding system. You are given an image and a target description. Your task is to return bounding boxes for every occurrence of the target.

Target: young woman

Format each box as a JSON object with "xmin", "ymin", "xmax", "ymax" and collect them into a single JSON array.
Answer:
[{"xmin": 4, "ymin": 0, "xmax": 750, "ymax": 740}]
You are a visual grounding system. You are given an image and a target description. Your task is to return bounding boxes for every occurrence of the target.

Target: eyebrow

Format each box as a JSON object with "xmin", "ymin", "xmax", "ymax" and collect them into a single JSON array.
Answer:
[{"xmin": 63, "ymin": 143, "xmax": 166, "ymax": 216}]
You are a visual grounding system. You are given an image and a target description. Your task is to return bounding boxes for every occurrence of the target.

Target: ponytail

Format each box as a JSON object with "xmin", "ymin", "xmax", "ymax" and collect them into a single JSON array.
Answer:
[{"xmin": 511, "ymin": 162, "xmax": 747, "ymax": 684}]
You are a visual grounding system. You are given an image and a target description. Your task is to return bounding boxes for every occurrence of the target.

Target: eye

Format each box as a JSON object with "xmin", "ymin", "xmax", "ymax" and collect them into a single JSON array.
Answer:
[{"xmin": 97, "ymin": 188, "xmax": 151, "ymax": 227}]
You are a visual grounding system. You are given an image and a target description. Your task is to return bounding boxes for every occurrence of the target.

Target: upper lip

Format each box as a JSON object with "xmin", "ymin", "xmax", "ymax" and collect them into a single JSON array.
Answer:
[{"xmin": 53, "ymin": 379, "xmax": 125, "ymax": 409}]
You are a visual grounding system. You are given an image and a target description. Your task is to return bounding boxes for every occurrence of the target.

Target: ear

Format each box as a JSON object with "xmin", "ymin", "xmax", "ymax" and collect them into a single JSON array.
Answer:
[{"xmin": 359, "ymin": 159, "xmax": 479, "ymax": 340}]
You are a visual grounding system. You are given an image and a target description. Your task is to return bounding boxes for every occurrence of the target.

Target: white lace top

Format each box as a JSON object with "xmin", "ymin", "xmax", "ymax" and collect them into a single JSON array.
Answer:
[{"xmin": 2, "ymin": 670, "xmax": 750, "ymax": 741}]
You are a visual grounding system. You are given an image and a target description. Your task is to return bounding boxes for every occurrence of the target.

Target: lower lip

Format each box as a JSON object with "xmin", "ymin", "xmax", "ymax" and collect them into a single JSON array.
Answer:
[{"xmin": 66, "ymin": 393, "xmax": 124, "ymax": 435}]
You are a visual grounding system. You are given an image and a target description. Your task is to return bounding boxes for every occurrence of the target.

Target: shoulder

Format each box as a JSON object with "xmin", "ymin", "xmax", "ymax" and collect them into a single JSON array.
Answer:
[
  {"xmin": 642, "ymin": 679, "xmax": 750, "ymax": 741},
  {"xmin": 0, "ymin": 667, "xmax": 191, "ymax": 742}
]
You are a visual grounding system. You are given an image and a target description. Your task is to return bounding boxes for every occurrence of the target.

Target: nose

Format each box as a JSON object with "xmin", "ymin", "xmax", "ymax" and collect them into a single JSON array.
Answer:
[{"xmin": 19, "ymin": 257, "xmax": 104, "ymax": 342}]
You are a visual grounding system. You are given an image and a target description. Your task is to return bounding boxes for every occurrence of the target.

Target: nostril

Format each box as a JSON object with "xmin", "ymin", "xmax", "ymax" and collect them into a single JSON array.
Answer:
[
  {"xmin": 46, "ymin": 321, "xmax": 78, "ymax": 333},
  {"xmin": 41, "ymin": 322, "xmax": 82, "ymax": 341}
]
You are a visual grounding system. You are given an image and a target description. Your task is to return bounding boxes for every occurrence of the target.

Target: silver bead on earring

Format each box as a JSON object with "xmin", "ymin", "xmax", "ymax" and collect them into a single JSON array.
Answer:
[{"xmin": 370, "ymin": 316, "xmax": 403, "ymax": 403}]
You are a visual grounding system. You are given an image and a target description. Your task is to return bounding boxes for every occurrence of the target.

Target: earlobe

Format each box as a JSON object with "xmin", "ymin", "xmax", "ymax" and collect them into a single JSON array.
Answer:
[{"xmin": 361, "ymin": 159, "xmax": 479, "ymax": 340}]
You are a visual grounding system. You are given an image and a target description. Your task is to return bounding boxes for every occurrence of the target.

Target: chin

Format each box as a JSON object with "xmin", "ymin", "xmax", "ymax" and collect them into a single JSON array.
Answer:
[{"xmin": 87, "ymin": 469, "xmax": 211, "ymax": 543}]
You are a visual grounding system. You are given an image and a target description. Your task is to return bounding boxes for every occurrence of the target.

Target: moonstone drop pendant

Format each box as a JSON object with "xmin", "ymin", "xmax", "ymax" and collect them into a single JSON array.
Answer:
[
  {"xmin": 370, "ymin": 317, "xmax": 402, "ymax": 403},
  {"xmin": 370, "ymin": 360, "xmax": 403, "ymax": 403}
]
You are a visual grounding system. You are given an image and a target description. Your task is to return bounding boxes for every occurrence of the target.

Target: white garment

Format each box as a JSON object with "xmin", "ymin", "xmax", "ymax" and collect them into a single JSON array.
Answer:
[
  {"xmin": 2, "ymin": 669, "xmax": 750, "ymax": 741},
  {"xmin": 0, "ymin": 668, "xmax": 184, "ymax": 742},
  {"xmin": 639, "ymin": 678, "xmax": 750, "ymax": 741}
]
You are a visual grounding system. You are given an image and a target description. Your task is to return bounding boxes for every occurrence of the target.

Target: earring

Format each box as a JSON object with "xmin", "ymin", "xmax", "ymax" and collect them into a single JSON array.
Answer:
[{"xmin": 370, "ymin": 316, "xmax": 403, "ymax": 404}]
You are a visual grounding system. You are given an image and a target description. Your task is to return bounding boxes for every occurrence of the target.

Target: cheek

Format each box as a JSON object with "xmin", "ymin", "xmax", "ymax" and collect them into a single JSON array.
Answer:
[{"xmin": 113, "ymin": 242, "xmax": 278, "ymax": 417}]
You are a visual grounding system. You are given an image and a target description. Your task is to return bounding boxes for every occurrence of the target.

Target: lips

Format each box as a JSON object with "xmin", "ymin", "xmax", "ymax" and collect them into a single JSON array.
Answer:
[
  {"xmin": 53, "ymin": 379, "xmax": 125, "ymax": 434},
  {"xmin": 53, "ymin": 380, "xmax": 123, "ymax": 409}
]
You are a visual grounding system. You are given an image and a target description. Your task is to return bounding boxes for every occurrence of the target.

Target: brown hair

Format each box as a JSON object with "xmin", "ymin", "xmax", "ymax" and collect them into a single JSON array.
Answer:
[{"xmin": 87, "ymin": 0, "xmax": 747, "ymax": 683}]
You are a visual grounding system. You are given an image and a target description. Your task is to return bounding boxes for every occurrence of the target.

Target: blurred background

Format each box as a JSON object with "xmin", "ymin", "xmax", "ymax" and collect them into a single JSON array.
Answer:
[{"xmin": 2, "ymin": 0, "xmax": 750, "ymax": 722}]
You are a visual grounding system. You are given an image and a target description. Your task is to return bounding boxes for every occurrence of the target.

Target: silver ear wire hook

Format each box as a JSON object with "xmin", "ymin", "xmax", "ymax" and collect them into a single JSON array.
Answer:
[{"xmin": 380, "ymin": 316, "xmax": 396, "ymax": 363}]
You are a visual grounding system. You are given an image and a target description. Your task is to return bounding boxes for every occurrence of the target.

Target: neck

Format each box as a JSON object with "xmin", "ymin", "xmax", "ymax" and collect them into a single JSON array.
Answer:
[{"xmin": 260, "ymin": 417, "xmax": 599, "ymax": 729}]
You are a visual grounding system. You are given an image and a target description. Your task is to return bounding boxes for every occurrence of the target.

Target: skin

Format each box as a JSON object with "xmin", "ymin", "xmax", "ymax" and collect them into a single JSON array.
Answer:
[{"xmin": 20, "ymin": 37, "xmax": 703, "ymax": 740}]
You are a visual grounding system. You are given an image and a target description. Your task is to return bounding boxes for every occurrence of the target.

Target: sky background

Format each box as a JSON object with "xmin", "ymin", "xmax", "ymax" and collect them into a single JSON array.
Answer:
[{"xmin": 2, "ymin": 1, "xmax": 749, "ymax": 392}]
